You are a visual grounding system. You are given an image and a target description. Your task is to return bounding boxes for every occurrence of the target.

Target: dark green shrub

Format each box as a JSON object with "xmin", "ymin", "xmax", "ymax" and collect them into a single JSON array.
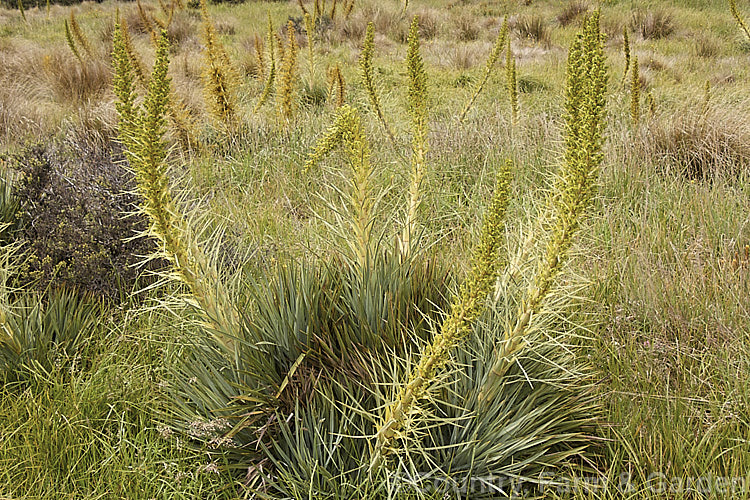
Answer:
[{"xmin": 5, "ymin": 142, "xmax": 159, "ymax": 300}]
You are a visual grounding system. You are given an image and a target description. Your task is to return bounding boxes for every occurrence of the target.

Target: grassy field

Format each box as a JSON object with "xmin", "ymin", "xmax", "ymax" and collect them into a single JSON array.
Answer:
[{"xmin": 1, "ymin": 0, "xmax": 750, "ymax": 498}]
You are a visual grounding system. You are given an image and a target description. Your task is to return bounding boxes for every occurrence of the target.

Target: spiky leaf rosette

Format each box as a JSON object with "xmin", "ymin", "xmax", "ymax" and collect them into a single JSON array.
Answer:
[
  {"xmin": 481, "ymin": 11, "xmax": 607, "ymax": 402},
  {"xmin": 1, "ymin": 289, "xmax": 101, "ymax": 385},
  {"xmin": 164, "ymin": 250, "xmax": 451, "ymax": 491}
]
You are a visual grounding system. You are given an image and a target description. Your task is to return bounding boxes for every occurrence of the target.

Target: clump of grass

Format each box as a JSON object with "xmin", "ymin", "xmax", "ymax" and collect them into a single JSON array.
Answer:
[
  {"xmin": 556, "ymin": 1, "xmax": 589, "ymax": 27},
  {"xmin": 636, "ymin": 101, "xmax": 750, "ymax": 180},
  {"xmin": 453, "ymin": 13, "xmax": 480, "ymax": 41},
  {"xmin": 630, "ymin": 9, "xmax": 674, "ymax": 40},
  {"xmin": 513, "ymin": 13, "xmax": 551, "ymax": 48}
]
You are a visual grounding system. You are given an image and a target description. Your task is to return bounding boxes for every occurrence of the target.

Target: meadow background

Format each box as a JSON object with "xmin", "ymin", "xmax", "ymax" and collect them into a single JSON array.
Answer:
[{"xmin": 1, "ymin": 0, "xmax": 750, "ymax": 498}]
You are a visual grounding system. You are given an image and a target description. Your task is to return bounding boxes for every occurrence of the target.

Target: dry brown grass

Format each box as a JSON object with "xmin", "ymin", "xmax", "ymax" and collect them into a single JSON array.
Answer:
[
  {"xmin": 556, "ymin": 1, "xmax": 589, "ymax": 27},
  {"xmin": 635, "ymin": 100, "xmax": 750, "ymax": 180},
  {"xmin": 511, "ymin": 13, "xmax": 552, "ymax": 48},
  {"xmin": 630, "ymin": 9, "xmax": 675, "ymax": 40},
  {"xmin": 453, "ymin": 13, "xmax": 480, "ymax": 41}
]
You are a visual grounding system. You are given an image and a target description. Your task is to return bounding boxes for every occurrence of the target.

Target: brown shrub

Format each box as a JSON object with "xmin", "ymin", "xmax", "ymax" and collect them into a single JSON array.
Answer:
[{"xmin": 41, "ymin": 50, "xmax": 111, "ymax": 105}]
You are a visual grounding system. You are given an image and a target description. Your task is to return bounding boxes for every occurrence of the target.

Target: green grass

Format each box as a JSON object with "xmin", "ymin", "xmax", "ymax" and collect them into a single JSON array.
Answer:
[{"xmin": 2, "ymin": 0, "xmax": 750, "ymax": 497}]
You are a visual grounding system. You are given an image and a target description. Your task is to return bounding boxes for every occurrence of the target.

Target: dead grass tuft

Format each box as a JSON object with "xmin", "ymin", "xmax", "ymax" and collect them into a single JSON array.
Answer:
[
  {"xmin": 636, "ymin": 101, "xmax": 750, "ymax": 180},
  {"xmin": 556, "ymin": 1, "xmax": 589, "ymax": 27},
  {"xmin": 512, "ymin": 14, "xmax": 551, "ymax": 48},
  {"xmin": 630, "ymin": 9, "xmax": 675, "ymax": 40}
]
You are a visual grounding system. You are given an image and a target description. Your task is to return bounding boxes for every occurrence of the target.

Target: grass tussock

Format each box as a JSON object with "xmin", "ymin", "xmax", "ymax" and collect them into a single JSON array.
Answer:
[
  {"xmin": 512, "ymin": 13, "xmax": 552, "ymax": 48},
  {"xmin": 635, "ymin": 100, "xmax": 750, "ymax": 180},
  {"xmin": 630, "ymin": 9, "xmax": 675, "ymax": 40}
]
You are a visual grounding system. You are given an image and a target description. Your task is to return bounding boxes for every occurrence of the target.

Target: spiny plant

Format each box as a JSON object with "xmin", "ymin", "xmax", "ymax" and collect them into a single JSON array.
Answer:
[
  {"xmin": 702, "ymin": 79, "xmax": 711, "ymax": 114},
  {"xmin": 199, "ymin": 0, "xmax": 239, "ymax": 129},
  {"xmin": 630, "ymin": 55, "xmax": 640, "ymax": 126},
  {"xmin": 730, "ymin": 0, "xmax": 750, "ymax": 42},
  {"xmin": 112, "ymin": 29, "xmax": 237, "ymax": 346},
  {"xmin": 0, "ymin": 288, "xmax": 102, "ymax": 386},
  {"xmin": 372, "ymin": 158, "xmax": 513, "ymax": 468},
  {"xmin": 253, "ymin": 32, "xmax": 266, "ymax": 80},
  {"xmin": 622, "ymin": 25, "xmax": 630, "ymax": 85},
  {"xmin": 359, "ymin": 22, "xmax": 395, "ymax": 142},
  {"xmin": 253, "ymin": 14, "xmax": 277, "ymax": 114},
  {"xmin": 64, "ymin": 19, "xmax": 84, "ymax": 65},
  {"xmin": 480, "ymin": 10, "xmax": 607, "ymax": 402},
  {"xmin": 120, "ymin": 18, "xmax": 149, "ymax": 89},
  {"xmin": 157, "ymin": 12, "xmax": 608, "ymax": 499},
  {"xmin": 646, "ymin": 88, "xmax": 656, "ymax": 117},
  {"xmin": 402, "ymin": 16, "xmax": 428, "ymax": 255},
  {"xmin": 137, "ymin": 0, "xmax": 159, "ymax": 46},
  {"xmin": 459, "ymin": 16, "xmax": 509, "ymax": 123},
  {"xmin": 277, "ymin": 20, "xmax": 300, "ymax": 126},
  {"xmin": 327, "ymin": 64, "xmax": 345, "ymax": 108},
  {"xmin": 304, "ymin": 13, "xmax": 316, "ymax": 85},
  {"xmin": 506, "ymin": 36, "xmax": 518, "ymax": 127}
]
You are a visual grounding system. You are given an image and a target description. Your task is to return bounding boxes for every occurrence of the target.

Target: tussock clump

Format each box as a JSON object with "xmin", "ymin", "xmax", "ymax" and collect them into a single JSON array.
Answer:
[
  {"xmin": 630, "ymin": 9, "xmax": 674, "ymax": 40},
  {"xmin": 512, "ymin": 13, "xmax": 551, "ymax": 48},
  {"xmin": 556, "ymin": 1, "xmax": 589, "ymax": 27},
  {"xmin": 637, "ymin": 104, "xmax": 750, "ymax": 180},
  {"xmin": 41, "ymin": 49, "xmax": 111, "ymax": 105},
  {"xmin": 4, "ymin": 142, "xmax": 159, "ymax": 299},
  {"xmin": 453, "ymin": 13, "xmax": 480, "ymax": 41}
]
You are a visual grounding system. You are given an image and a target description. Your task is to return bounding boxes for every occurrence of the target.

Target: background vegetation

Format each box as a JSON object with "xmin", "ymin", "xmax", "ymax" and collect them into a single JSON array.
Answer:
[{"xmin": 1, "ymin": 0, "xmax": 750, "ymax": 498}]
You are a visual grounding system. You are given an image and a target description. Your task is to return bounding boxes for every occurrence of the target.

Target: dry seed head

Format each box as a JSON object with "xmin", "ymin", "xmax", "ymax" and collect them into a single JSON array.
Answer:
[
  {"xmin": 199, "ymin": 0, "xmax": 239, "ymax": 127},
  {"xmin": 69, "ymin": 11, "xmax": 94, "ymax": 58},
  {"xmin": 253, "ymin": 14, "xmax": 277, "ymax": 113},
  {"xmin": 64, "ymin": 20, "xmax": 84, "ymax": 65},
  {"xmin": 621, "ymin": 25, "xmax": 630, "ymax": 85},
  {"xmin": 506, "ymin": 36, "xmax": 518, "ymax": 127},
  {"xmin": 277, "ymin": 20, "xmax": 299, "ymax": 125}
]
